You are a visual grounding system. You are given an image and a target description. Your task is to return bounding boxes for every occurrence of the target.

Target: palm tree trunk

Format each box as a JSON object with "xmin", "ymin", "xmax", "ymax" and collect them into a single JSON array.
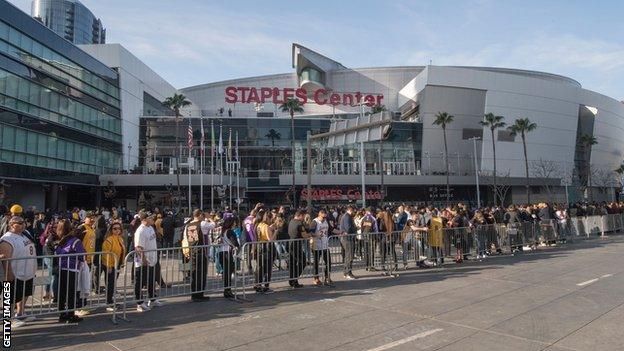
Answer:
[
  {"xmin": 290, "ymin": 110, "xmax": 296, "ymax": 208},
  {"xmin": 443, "ymin": 127, "xmax": 450, "ymax": 203},
  {"xmin": 522, "ymin": 134, "xmax": 530, "ymax": 204},
  {"xmin": 491, "ymin": 128, "xmax": 497, "ymax": 207},
  {"xmin": 175, "ymin": 116, "xmax": 181, "ymax": 212}
]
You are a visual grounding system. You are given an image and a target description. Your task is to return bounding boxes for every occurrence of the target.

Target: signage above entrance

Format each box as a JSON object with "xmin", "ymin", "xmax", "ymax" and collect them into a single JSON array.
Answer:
[{"xmin": 224, "ymin": 87, "xmax": 384, "ymax": 107}]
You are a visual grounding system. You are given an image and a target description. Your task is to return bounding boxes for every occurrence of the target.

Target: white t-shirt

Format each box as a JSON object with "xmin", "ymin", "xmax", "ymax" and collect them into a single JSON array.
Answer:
[
  {"xmin": 1, "ymin": 232, "xmax": 37, "ymax": 280},
  {"xmin": 200, "ymin": 219, "xmax": 215, "ymax": 245},
  {"xmin": 133, "ymin": 224, "xmax": 158, "ymax": 267},
  {"xmin": 311, "ymin": 218, "xmax": 329, "ymax": 251}
]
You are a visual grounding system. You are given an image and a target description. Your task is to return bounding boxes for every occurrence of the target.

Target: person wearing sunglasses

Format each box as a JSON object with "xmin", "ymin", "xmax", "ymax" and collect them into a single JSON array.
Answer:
[{"xmin": 102, "ymin": 223, "xmax": 126, "ymax": 310}]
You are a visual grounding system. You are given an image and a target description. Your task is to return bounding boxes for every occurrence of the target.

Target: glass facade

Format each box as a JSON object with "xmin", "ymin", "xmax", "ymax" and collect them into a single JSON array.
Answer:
[
  {"xmin": 31, "ymin": 0, "xmax": 106, "ymax": 45},
  {"xmin": 138, "ymin": 116, "xmax": 422, "ymax": 180},
  {"xmin": 0, "ymin": 1, "xmax": 122, "ymax": 182}
]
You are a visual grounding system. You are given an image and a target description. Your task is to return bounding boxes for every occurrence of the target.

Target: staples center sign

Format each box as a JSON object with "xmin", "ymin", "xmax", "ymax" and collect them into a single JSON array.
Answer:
[{"xmin": 225, "ymin": 87, "xmax": 384, "ymax": 107}]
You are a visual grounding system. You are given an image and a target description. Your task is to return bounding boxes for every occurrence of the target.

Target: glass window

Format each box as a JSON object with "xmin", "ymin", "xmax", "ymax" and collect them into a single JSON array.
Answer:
[
  {"xmin": 0, "ymin": 21, "xmax": 8, "ymax": 39},
  {"xmin": 14, "ymin": 128, "xmax": 26, "ymax": 152},
  {"xmin": 17, "ymin": 78, "xmax": 29, "ymax": 101},
  {"xmin": 1, "ymin": 126, "xmax": 14, "ymax": 150},
  {"xmin": 8, "ymin": 27, "xmax": 19, "ymax": 46},
  {"xmin": 25, "ymin": 132, "xmax": 37, "ymax": 154},
  {"xmin": 6, "ymin": 74, "xmax": 18, "ymax": 96},
  {"xmin": 0, "ymin": 70, "xmax": 6, "ymax": 94}
]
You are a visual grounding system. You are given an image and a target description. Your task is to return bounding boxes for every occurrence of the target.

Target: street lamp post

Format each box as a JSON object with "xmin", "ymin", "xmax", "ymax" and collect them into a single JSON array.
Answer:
[
  {"xmin": 469, "ymin": 137, "xmax": 481, "ymax": 208},
  {"xmin": 127, "ymin": 142, "xmax": 132, "ymax": 172}
]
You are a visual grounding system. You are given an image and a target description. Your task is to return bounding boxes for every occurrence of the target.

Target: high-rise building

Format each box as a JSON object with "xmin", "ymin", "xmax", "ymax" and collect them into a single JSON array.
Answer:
[
  {"xmin": 31, "ymin": 0, "xmax": 105, "ymax": 45},
  {"xmin": 0, "ymin": 0, "xmax": 121, "ymax": 210}
]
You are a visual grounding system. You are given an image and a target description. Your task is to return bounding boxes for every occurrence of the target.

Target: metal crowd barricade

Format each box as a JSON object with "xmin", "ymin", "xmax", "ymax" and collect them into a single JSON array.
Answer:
[
  {"xmin": 120, "ymin": 244, "xmax": 241, "ymax": 321},
  {"xmin": 583, "ymin": 215, "xmax": 604, "ymax": 237},
  {"xmin": 239, "ymin": 238, "xmax": 327, "ymax": 292},
  {"xmin": 0, "ymin": 251, "xmax": 119, "ymax": 323}
]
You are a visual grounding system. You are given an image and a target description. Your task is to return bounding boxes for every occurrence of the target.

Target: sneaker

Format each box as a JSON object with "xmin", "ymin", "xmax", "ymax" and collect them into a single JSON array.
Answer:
[
  {"xmin": 11, "ymin": 318, "xmax": 25, "ymax": 328},
  {"xmin": 106, "ymin": 307, "xmax": 115, "ymax": 312},
  {"xmin": 65, "ymin": 315, "xmax": 83, "ymax": 324},
  {"xmin": 74, "ymin": 309, "xmax": 90, "ymax": 317},
  {"xmin": 148, "ymin": 299, "xmax": 163, "ymax": 308},
  {"xmin": 137, "ymin": 302, "xmax": 151, "ymax": 312},
  {"xmin": 313, "ymin": 278, "xmax": 322, "ymax": 286},
  {"xmin": 345, "ymin": 274, "xmax": 356, "ymax": 280},
  {"xmin": 261, "ymin": 287, "xmax": 274, "ymax": 294}
]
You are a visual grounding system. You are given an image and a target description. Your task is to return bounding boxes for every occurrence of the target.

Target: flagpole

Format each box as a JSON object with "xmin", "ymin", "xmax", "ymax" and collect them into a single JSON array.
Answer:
[
  {"xmin": 236, "ymin": 131, "xmax": 240, "ymax": 212},
  {"xmin": 210, "ymin": 121, "xmax": 215, "ymax": 212},
  {"xmin": 228, "ymin": 128, "xmax": 233, "ymax": 210},
  {"xmin": 200, "ymin": 116, "xmax": 204, "ymax": 210},
  {"xmin": 188, "ymin": 120, "xmax": 192, "ymax": 214}
]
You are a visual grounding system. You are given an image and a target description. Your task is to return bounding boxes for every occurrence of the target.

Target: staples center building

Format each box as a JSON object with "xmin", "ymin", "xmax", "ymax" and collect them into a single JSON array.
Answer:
[{"xmin": 102, "ymin": 44, "xmax": 624, "ymax": 209}]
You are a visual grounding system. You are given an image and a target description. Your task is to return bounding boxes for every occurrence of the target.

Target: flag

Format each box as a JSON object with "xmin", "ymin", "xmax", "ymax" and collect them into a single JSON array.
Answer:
[
  {"xmin": 199, "ymin": 117, "xmax": 205, "ymax": 156},
  {"xmin": 218, "ymin": 125, "xmax": 223, "ymax": 154},
  {"xmin": 211, "ymin": 121, "xmax": 215, "ymax": 157},
  {"xmin": 227, "ymin": 128, "xmax": 232, "ymax": 161},
  {"xmin": 235, "ymin": 131, "xmax": 239, "ymax": 162},
  {"xmin": 187, "ymin": 121, "xmax": 193, "ymax": 150}
]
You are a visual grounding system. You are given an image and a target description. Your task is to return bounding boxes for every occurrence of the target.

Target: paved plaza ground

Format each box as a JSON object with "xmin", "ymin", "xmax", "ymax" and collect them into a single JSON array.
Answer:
[{"xmin": 13, "ymin": 234, "xmax": 624, "ymax": 351}]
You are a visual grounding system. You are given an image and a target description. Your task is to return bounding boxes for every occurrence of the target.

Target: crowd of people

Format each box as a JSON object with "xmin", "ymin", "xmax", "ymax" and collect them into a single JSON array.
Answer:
[{"xmin": 0, "ymin": 200, "xmax": 623, "ymax": 328}]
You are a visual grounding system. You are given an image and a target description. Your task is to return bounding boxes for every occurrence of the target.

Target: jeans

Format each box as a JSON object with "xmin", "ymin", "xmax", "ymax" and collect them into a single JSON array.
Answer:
[
  {"xmin": 340, "ymin": 236, "xmax": 354, "ymax": 275},
  {"xmin": 288, "ymin": 241, "xmax": 306, "ymax": 285},
  {"xmin": 211, "ymin": 246, "xmax": 223, "ymax": 274},
  {"xmin": 58, "ymin": 269, "xmax": 77, "ymax": 318},
  {"xmin": 43, "ymin": 257, "xmax": 54, "ymax": 294},
  {"xmin": 190, "ymin": 250, "xmax": 208, "ymax": 298},
  {"xmin": 313, "ymin": 249, "xmax": 331, "ymax": 279},
  {"xmin": 256, "ymin": 243, "xmax": 274, "ymax": 287},
  {"xmin": 218, "ymin": 251, "xmax": 234, "ymax": 292},
  {"xmin": 134, "ymin": 266, "xmax": 156, "ymax": 305}
]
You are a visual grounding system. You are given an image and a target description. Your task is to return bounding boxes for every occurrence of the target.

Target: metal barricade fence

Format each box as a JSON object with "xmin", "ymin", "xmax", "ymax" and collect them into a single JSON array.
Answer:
[
  {"xmin": 0, "ymin": 251, "xmax": 119, "ymax": 323},
  {"xmin": 240, "ymin": 237, "xmax": 333, "ymax": 291},
  {"xmin": 120, "ymin": 244, "xmax": 241, "ymax": 320}
]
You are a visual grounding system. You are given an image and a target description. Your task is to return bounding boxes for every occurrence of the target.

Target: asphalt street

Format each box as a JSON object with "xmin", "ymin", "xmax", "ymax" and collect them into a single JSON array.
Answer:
[{"xmin": 13, "ymin": 234, "xmax": 624, "ymax": 351}]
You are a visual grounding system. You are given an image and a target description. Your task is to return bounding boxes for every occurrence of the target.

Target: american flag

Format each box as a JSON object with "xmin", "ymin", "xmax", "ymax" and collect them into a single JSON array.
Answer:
[
  {"xmin": 199, "ymin": 118, "xmax": 205, "ymax": 156},
  {"xmin": 187, "ymin": 122, "xmax": 194, "ymax": 150}
]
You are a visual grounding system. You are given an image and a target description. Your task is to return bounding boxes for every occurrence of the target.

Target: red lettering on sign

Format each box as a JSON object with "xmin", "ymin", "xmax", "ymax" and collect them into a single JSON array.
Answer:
[
  {"xmin": 238, "ymin": 87, "xmax": 250, "ymax": 103},
  {"xmin": 247, "ymin": 87, "xmax": 259, "ymax": 103},
  {"xmin": 295, "ymin": 88, "xmax": 308, "ymax": 104},
  {"xmin": 272, "ymin": 87, "xmax": 282, "ymax": 104},
  {"xmin": 260, "ymin": 88, "xmax": 272, "ymax": 103},
  {"xmin": 225, "ymin": 86, "xmax": 237, "ymax": 103},
  {"xmin": 313, "ymin": 88, "xmax": 327, "ymax": 105},
  {"xmin": 329, "ymin": 93, "xmax": 341, "ymax": 106},
  {"xmin": 364, "ymin": 94, "xmax": 375, "ymax": 107},
  {"xmin": 283, "ymin": 88, "xmax": 294, "ymax": 101}
]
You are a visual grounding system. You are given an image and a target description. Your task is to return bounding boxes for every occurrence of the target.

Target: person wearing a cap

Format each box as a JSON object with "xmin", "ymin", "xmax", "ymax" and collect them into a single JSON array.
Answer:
[
  {"xmin": 0, "ymin": 215, "xmax": 37, "ymax": 328},
  {"xmin": 1, "ymin": 205, "xmax": 36, "ymax": 244},
  {"xmin": 133, "ymin": 211, "xmax": 162, "ymax": 312}
]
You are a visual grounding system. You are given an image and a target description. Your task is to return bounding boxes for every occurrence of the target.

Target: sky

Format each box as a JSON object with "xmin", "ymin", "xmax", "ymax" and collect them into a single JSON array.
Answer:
[{"xmin": 9, "ymin": 0, "xmax": 624, "ymax": 100}]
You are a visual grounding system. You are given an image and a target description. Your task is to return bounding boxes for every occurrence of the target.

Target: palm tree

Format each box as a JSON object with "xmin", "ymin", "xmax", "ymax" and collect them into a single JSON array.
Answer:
[
  {"xmin": 162, "ymin": 93, "xmax": 191, "ymax": 212},
  {"xmin": 432, "ymin": 112, "xmax": 454, "ymax": 203},
  {"xmin": 479, "ymin": 113, "xmax": 506, "ymax": 206},
  {"xmin": 508, "ymin": 118, "xmax": 537, "ymax": 204},
  {"xmin": 279, "ymin": 98, "xmax": 304, "ymax": 208},
  {"xmin": 579, "ymin": 133, "xmax": 598, "ymax": 200},
  {"xmin": 265, "ymin": 129, "xmax": 281, "ymax": 147}
]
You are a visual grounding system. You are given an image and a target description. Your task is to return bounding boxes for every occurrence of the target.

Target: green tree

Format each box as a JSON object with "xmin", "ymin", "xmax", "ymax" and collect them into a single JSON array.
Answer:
[
  {"xmin": 479, "ymin": 113, "xmax": 506, "ymax": 206},
  {"xmin": 265, "ymin": 129, "xmax": 281, "ymax": 147},
  {"xmin": 279, "ymin": 98, "xmax": 304, "ymax": 208},
  {"xmin": 579, "ymin": 133, "xmax": 598, "ymax": 200},
  {"xmin": 367, "ymin": 104, "xmax": 386, "ymax": 115},
  {"xmin": 432, "ymin": 112, "xmax": 454, "ymax": 203},
  {"xmin": 508, "ymin": 118, "xmax": 537, "ymax": 203},
  {"xmin": 162, "ymin": 93, "xmax": 192, "ymax": 212}
]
